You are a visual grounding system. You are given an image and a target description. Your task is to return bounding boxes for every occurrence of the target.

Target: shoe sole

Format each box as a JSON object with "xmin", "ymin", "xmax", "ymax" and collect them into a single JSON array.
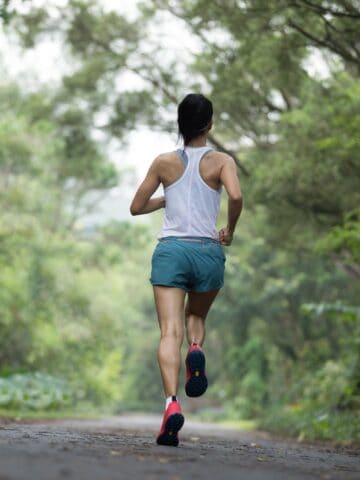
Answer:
[
  {"xmin": 185, "ymin": 349, "xmax": 208, "ymax": 397},
  {"xmin": 156, "ymin": 413, "xmax": 185, "ymax": 447}
]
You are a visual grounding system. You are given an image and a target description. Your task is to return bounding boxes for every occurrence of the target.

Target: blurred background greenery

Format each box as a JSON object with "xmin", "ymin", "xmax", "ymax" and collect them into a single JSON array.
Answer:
[{"xmin": 0, "ymin": 0, "xmax": 359, "ymax": 443}]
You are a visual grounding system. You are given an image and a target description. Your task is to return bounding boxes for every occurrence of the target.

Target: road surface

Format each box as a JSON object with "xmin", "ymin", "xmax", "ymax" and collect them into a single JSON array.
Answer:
[{"xmin": 0, "ymin": 414, "xmax": 359, "ymax": 479}]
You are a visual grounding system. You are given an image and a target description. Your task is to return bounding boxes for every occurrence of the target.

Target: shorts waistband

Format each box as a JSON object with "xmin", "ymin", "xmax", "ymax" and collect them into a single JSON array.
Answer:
[{"xmin": 158, "ymin": 236, "xmax": 220, "ymax": 244}]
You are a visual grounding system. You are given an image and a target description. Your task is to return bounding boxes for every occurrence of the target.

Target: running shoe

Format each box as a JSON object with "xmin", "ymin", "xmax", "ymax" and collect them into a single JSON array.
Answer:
[
  {"xmin": 156, "ymin": 400, "xmax": 184, "ymax": 447},
  {"xmin": 185, "ymin": 343, "xmax": 208, "ymax": 397}
]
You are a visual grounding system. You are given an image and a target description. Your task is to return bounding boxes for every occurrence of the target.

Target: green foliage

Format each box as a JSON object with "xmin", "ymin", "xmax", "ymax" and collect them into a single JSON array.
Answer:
[
  {"xmin": 0, "ymin": 78, "xmax": 155, "ymax": 411},
  {"xmin": 1, "ymin": 0, "xmax": 359, "ymax": 444},
  {"xmin": 0, "ymin": 373, "xmax": 72, "ymax": 410},
  {"xmin": 249, "ymin": 72, "xmax": 360, "ymax": 241},
  {"xmin": 316, "ymin": 209, "xmax": 360, "ymax": 266},
  {"xmin": 257, "ymin": 301, "xmax": 360, "ymax": 441},
  {"xmin": 0, "ymin": 0, "xmax": 12, "ymax": 24},
  {"xmin": 261, "ymin": 406, "xmax": 360, "ymax": 442}
]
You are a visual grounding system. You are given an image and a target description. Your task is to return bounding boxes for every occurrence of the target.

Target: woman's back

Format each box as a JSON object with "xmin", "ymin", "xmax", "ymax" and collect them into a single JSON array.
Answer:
[
  {"xmin": 159, "ymin": 147, "xmax": 224, "ymax": 190},
  {"xmin": 158, "ymin": 146, "xmax": 224, "ymax": 240}
]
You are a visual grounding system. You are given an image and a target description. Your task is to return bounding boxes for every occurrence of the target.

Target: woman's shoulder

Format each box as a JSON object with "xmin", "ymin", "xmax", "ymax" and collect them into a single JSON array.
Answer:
[
  {"xmin": 152, "ymin": 151, "xmax": 180, "ymax": 168},
  {"xmin": 205, "ymin": 149, "xmax": 234, "ymax": 166},
  {"xmin": 154, "ymin": 151, "xmax": 178, "ymax": 161}
]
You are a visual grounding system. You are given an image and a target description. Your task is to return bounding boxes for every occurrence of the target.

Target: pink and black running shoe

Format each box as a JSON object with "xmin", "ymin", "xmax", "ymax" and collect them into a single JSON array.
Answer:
[
  {"xmin": 156, "ymin": 399, "xmax": 184, "ymax": 447},
  {"xmin": 185, "ymin": 343, "xmax": 208, "ymax": 397}
]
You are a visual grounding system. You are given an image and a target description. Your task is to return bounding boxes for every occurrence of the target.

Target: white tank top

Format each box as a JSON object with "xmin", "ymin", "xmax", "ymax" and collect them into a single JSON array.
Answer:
[{"xmin": 158, "ymin": 146, "xmax": 222, "ymax": 240}]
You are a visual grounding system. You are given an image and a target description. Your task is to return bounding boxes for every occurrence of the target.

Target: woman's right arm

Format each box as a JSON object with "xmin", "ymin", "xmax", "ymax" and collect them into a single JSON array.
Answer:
[{"xmin": 130, "ymin": 156, "xmax": 164, "ymax": 216}]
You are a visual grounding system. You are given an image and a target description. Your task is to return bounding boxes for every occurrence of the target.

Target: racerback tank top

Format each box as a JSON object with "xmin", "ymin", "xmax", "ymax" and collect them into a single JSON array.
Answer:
[{"xmin": 158, "ymin": 145, "xmax": 222, "ymax": 240}]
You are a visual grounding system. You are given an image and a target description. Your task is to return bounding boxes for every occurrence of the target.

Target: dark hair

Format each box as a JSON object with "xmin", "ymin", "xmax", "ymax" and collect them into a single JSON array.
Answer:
[{"xmin": 177, "ymin": 93, "xmax": 213, "ymax": 145}]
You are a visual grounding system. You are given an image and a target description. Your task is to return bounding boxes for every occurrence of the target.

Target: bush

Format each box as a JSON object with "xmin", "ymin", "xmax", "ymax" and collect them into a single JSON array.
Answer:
[{"xmin": 0, "ymin": 372, "xmax": 73, "ymax": 410}]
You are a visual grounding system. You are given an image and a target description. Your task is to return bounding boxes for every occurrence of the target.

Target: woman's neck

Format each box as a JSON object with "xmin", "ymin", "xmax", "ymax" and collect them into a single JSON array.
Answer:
[{"xmin": 186, "ymin": 135, "xmax": 207, "ymax": 147}]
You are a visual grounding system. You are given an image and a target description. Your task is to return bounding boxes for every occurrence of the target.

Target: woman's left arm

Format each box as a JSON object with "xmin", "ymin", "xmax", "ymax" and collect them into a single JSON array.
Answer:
[{"xmin": 130, "ymin": 157, "xmax": 165, "ymax": 216}]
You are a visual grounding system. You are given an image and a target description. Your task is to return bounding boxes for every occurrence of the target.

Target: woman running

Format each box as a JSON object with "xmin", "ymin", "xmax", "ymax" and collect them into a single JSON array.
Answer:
[{"xmin": 130, "ymin": 93, "xmax": 243, "ymax": 446}]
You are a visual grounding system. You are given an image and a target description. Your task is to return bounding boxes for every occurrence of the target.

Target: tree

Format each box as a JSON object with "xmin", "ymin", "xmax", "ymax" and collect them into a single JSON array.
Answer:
[{"xmin": 0, "ymin": 78, "xmax": 158, "ymax": 408}]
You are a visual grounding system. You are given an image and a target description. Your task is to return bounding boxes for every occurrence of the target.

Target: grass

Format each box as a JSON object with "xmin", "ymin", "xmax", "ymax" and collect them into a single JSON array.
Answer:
[
  {"xmin": 259, "ymin": 407, "xmax": 360, "ymax": 444},
  {"xmin": 216, "ymin": 418, "xmax": 257, "ymax": 430},
  {"xmin": 187, "ymin": 407, "xmax": 257, "ymax": 431},
  {"xmin": 0, "ymin": 405, "xmax": 104, "ymax": 421},
  {"xmin": 0, "ymin": 404, "xmax": 257, "ymax": 433}
]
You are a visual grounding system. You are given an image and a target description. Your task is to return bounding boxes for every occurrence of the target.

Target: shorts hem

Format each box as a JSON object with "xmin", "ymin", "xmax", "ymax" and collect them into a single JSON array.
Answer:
[
  {"xmin": 150, "ymin": 281, "xmax": 190, "ymax": 292},
  {"xmin": 150, "ymin": 280, "xmax": 224, "ymax": 293},
  {"xmin": 189, "ymin": 284, "xmax": 224, "ymax": 293}
]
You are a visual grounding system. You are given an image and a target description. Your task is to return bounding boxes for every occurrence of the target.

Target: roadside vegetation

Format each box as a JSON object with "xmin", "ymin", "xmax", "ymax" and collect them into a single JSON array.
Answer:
[{"xmin": 1, "ymin": 0, "xmax": 359, "ymax": 443}]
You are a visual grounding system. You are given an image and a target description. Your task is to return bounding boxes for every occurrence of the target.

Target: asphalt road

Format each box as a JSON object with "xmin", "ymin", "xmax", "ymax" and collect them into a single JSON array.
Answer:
[{"xmin": 0, "ymin": 414, "xmax": 359, "ymax": 479}]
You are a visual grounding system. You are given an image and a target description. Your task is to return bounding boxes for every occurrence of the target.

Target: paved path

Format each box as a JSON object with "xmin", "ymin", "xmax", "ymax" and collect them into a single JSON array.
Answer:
[{"xmin": 0, "ymin": 414, "xmax": 359, "ymax": 479}]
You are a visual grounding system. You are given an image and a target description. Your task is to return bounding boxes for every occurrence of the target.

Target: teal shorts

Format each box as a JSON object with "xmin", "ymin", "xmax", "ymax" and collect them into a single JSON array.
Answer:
[{"xmin": 149, "ymin": 236, "xmax": 226, "ymax": 293}]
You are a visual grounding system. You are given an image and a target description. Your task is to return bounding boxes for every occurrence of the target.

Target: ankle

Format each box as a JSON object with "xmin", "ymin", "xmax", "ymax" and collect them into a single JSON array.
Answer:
[{"xmin": 165, "ymin": 395, "xmax": 178, "ymax": 409}]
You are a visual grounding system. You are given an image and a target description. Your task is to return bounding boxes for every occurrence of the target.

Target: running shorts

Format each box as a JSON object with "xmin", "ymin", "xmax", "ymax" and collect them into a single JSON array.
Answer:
[{"xmin": 149, "ymin": 236, "xmax": 226, "ymax": 293}]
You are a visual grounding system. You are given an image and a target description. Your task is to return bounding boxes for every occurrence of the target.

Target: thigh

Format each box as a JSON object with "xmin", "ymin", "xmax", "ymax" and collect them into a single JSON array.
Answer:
[
  {"xmin": 185, "ymin": 289, "xmax": 220, "ymax": 319},
  {"xmin": 153, "ymin": 286, "xmax": 186, "ymax": 334}
]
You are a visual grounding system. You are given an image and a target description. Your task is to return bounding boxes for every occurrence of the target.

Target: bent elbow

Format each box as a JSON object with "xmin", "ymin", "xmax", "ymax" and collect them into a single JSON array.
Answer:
[
  {"xmin": 230, "ymin": 194, "xmax": 243, "ymax": 204},
  {"xmin": 130, "ymin": 204, "xmax": 140, "ymax": 216},
  {"xmin": 230, "ymin": 195, "xmax": 243, "ymax": 213}
]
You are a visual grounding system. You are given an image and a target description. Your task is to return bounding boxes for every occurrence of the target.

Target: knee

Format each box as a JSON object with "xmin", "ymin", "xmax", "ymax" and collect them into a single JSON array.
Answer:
[
  {"xmin": 185, "ymin": 311, "xmax": 205, "ymax": 323},
  {"xmin": 160, "ymin": 328, "xmax": 184, "ymax": 342}
]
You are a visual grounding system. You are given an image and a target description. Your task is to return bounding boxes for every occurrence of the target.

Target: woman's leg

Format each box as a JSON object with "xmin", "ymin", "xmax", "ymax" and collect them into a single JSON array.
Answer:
[
  {"xmin": 185, "ymin": 289, "xmax": 220, "ymax": 346},
  {"xmin": 153, "ymin": 286, "xmax": 186, "ymax": 397}
]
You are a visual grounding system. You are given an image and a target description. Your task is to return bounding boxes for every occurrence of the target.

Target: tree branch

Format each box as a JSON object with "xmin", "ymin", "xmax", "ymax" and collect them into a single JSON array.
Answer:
[
  {"xmin": 288, "ymin": 19, "xmax": 359, "ymax": 65},
  {"xmin": 297, "ymin": 0, "xmax": 360, "ymax": 19},
  {"xmin": 279, "ymin": 88, "xmax": 293, "ymax": 111},
  {"xmin": 80, "ymin": 21, "xmax": 251, "ymax": 177}
]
